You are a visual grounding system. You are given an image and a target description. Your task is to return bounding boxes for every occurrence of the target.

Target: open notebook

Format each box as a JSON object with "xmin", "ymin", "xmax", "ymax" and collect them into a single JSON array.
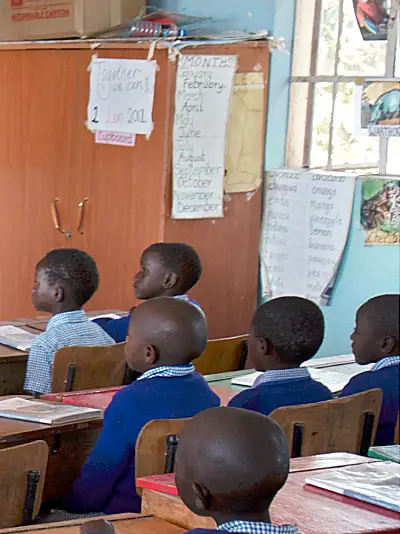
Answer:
[
  {"xmin": 305, "ymin": 462, "xmax": 400, "ymax": 512},
  {"xmin": 0, "ymin": 325, "xmax": 38, "ymax": 351},
  {"xmin": 0, "ymin": 397, "xmax": 102, "ymax": 425},
  {"xmin": 231, "ymin": 355, "xmax": 373, "ymax": 394}
]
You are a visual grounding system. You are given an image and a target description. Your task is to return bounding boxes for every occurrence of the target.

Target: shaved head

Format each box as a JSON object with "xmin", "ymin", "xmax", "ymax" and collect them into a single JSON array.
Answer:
[
  {"xmin": 125, "ymin": 297, "xmax": 207, "ymax": 372},
  {"xmin": 175, "ymin": 407, "xmax": 289, "ymax": 523}
]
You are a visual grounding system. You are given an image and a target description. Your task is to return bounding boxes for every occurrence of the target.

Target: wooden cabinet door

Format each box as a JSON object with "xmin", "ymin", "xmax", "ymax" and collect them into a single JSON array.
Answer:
[
  {"xmin": 0, "ymin": 49, "xmax": 81, "ymax": 319},
  {"xmin": 66, "ymin": 48, "xmax": 171, "ymax": 312}
]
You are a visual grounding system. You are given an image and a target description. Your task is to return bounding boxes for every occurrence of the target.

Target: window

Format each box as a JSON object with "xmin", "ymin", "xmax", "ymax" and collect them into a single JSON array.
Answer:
[{"xmin": 286, "ymin": 0, "xmax": 399, "ymax": 174}]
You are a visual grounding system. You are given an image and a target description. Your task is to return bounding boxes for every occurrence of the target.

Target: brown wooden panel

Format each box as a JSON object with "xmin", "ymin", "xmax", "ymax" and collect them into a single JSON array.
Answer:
[
  {"xmin": 68, "ymin": 47, "xmax": 171, "ymax": 311},
  {"xmin": 164, "ymin": 43, "xmax": 270, "ymax": 338},
  {"xmin": 0, "ymin": 49, "xmax": 81, "ymax": 320}
]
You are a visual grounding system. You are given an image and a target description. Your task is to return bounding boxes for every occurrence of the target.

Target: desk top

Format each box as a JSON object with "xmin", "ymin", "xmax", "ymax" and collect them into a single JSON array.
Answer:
[
  {"xmin": 141, "ymin": 462, "xmax": 400, "ymax": 533},
  {"xmin": 25, "ymin": 310, "xmax": 128, "ymax": 332},
  {"xmin": 136, "ymin": 453, "xmax": 380, "ymax": 496},
  {"xmin": 0, "ymin": 514, "xmax": 184, "ymax": 534},
  {"xmin": 0, "ymin": 412, "xmax": 103, "ymax": 446}
]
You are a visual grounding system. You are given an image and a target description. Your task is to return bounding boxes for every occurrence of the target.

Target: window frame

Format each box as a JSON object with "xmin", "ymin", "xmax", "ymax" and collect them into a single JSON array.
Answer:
[{"xmin": 286, "ymin": 0, "xmax": 399, "ymax": 173}]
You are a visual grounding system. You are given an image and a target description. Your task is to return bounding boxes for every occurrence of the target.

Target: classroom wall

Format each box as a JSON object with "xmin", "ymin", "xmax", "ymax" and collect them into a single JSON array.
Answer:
[{"xmin": 152, "ymin": 0, "xmax": 400, "ymax": 357}]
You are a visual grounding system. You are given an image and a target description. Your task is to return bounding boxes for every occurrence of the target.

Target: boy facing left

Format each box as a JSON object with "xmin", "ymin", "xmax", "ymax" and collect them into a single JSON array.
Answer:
[{"xmin": 24, "ymin": 249, "xmax": 115, "ymax": 396}]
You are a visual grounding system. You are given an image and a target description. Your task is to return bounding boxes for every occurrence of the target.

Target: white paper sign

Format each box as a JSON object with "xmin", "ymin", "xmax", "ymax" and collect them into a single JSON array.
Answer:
[
  {"xmin": 172, "ymin": 54, "xmax": 237, "ymax": 219},
  {"xmin": 260, "ymin": 169, "xmax": 356, "ymax": 305},
  {"xmin": 95, "ymin": 130, "xmax": 136, "ymax": 147},
  {"xmin": 87, "ymin": 58, "xmax": 157, "ymax": 136}
]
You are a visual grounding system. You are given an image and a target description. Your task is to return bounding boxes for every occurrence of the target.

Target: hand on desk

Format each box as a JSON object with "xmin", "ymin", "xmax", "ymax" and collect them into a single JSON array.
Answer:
[{"xmin": 81, "ymin": 519, "xmax": 115, "ymax": 534}]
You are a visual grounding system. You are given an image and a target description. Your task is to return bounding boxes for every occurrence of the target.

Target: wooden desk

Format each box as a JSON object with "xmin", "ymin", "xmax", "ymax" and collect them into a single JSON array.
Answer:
[
  {"xmin": 0, "ymin": 346, "xmax": 28, "ymax": 397},
  {"xmin": 26, "ymin": 310, "xmax": 128, "ymax": 333},
  {"xmin": 0, "ymin": 414, "xmax": 102, "ymax": 502},
  {"xmin": 140, "ymin": 455, "xmax": 400, "ymax": 533},
  {"xmin": 0, "ymin": 514, "xmax": 185, "ymax": 534}
]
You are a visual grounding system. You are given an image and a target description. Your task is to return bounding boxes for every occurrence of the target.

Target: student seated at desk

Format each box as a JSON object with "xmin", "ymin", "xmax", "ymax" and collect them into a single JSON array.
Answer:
[
  {"xmin": 61, "ymin": 297, "xmax": 220, "ymax": 515},
  {"xmin": 24, "ymin": 249, "xmax": 115, "ymax": 396},
  {"xmin": 340, "ymin": 294, "xmax": 400, "ymax": 446},
  {"xmin": 175, "ymin": 407, "xmax": 298, "ymax": 534},
  {"xmin": 228, "ymin": 297, "xmax": 332, "ymax": 414},
  {"xmin": 94, "ymin": 242, "xmax": 203, "ymax": 342}
]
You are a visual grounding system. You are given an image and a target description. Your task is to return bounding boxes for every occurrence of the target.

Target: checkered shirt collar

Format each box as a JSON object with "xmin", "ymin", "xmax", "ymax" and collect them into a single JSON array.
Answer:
[
  {"xmin": 46, "ymin": 309, "xmax": 87, "ymax": 330},
  {"xmin": 253, "ymin": 367, "xmax": 310, "ymax": 387},
  {"xmin": 372, "ymin": 355, "xmax": 400, "ymax": 371},
  {"xmin": 137, "ymin": 363, "xmax": 195, "ymax": 381},
  {"xmin": 217, "ymin": 520, "xmax": 298, "ymax": 533}
]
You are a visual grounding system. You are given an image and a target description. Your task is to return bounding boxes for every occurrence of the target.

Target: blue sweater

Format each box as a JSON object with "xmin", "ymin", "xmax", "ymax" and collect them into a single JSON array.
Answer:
[
  {"xmin": 94, "ymin": 298, "xmax": 202, "ymax": 343},
  {"xmin": 63, "ymin": 373, "xmax": 220, "ymax": 514},
  {"xmin": 228, "ymin": 377, "xmax": 332, "ymax": 415},
  {"xmin": 340, "ymin": 364, "xmax": 399, "ymax": 446}
]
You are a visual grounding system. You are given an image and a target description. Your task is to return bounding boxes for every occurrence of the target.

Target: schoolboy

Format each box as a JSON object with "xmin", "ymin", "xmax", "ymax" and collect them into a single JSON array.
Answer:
[
  {"xmin": 175, "ymin": 407, "xmax": 298, "ymax": 533},
  {"xmin": 61, "ymin": 297, "xmax": 220, "ymax": 515},
  {"xmin": 24, "ymin": 249, "xmax": 115, "ymax": 396},
  {"xmin": 229, "ymin": 297, "xmax": 332, "ymax": 415},
  {"xmin": 94, "ymin": 242, "xmax": 203, "ymax": 342},
  {"xmin": 340, "ymin": 294, "xmax": 400, "ymax": 445}
]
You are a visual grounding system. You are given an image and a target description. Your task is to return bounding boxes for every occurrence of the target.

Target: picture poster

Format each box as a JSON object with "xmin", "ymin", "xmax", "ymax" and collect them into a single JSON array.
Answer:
[
  {"xmin": 260, "ymin": 169, "xmax": 356, "ymax": 305},
  {"xmin": 171, "ymin": 54, "xmax": 237, "ymax": 219},
  {"xmin": 352, "ymin": 0, "xmax": 391, "ymax": 40},
  {"xmin": 355, "ymin": 79, "xmax": 400, "ymax": 137},
  {"xmin": 87, "ymin": 57, "xmax": 157, "ymax": 136},
  {"xmin": 361, "ymin": 177, "xmax": 400, "ymax": 245}
]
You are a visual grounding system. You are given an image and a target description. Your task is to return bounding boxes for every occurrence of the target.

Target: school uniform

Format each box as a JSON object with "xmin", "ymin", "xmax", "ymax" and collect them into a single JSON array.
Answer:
[
  {"xmin": 228, "ymin": 368, "xmax": 332, "ymax": 415},
  {"xmin": 186, "ymin": 521, "xmax": 298, "ymax": 533},
  {"xmin": 94, "ymin": 295, "xmax": 203, "ymax": 342},
  {"xmin": 24, "ymin": 310, "xmax": 115, "ymax": 395},
  {"xmin": 340, "ymin": 355, "xmax": 400, "ymax": 445},
  {"xmin": 62, "ymin": 364, "xmax": 220, "ymax": 515}
]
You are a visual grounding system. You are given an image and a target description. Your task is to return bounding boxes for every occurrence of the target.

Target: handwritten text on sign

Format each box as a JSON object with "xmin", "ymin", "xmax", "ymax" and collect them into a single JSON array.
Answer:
[
  {"xmin": 87, "ymin": 58, "xmax": 157, "ymax": 136},
  {"xmin": 260, "ymin": 169, "xmax": 356, "ymax": 305},
  {"xmin": 172, "ymin": 55, "xmax": 237, "ymax": 219}
]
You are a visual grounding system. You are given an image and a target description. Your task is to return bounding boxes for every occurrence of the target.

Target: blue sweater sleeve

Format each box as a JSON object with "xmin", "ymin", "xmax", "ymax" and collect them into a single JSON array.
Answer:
[
  {"xmin": 62, "ymin": 390, "xmax": 138, "ymax": 513},
  {"xmin": 93, "ymin": 315, "xmax": 130, "ymax": 343},
  {"xmin": 340, "ymin": 373, "xmax": 366, "ymax": 398}
]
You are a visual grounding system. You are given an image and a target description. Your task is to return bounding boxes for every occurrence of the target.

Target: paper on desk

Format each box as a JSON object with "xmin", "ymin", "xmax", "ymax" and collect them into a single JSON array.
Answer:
[
  {"xmin": 90, "ymin": 313, "xmax": 121, "ymax": 321},
  {"xmin": 0, "ymin": 325, "xmax": 38, "ymax": 351}
]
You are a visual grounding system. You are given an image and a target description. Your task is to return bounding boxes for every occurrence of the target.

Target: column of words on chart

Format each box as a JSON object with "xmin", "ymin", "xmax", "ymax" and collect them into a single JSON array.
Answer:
[
  {"xmin": 171, "ymin": 54, "xmax": 237, "ymax": 219},
  {"xmin": 260, "ymin": 169, "xmax": 356, "ymax": 304}
]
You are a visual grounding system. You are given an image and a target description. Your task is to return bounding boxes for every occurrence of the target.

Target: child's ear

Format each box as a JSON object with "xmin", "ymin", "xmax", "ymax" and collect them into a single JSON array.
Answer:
[
  {"xmin": 258, "ymin": 336, "xmax": 271, "ymax": 355},
  {"xmin": 192, "ymin": 481, "xmax": 211, "ymax": 512},
  {"xmin": 163, "ymin": 272, "xmax": 178, "ymax": 290},
  {"xmin": 381, "ymin": 335, "xmax": 396, "ymax": 354},
  {"xmin": 144, "ymin": 345, "xmax": 159, "ymax": 365},
  {"xmin": 53, "ymin": 285, "xmax": 64, "ymax": 303}
]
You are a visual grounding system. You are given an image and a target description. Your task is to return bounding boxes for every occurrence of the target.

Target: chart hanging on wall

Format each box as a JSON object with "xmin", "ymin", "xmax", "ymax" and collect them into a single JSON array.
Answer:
[
  {"xmin": 352, "ymin": 0, "xmax": 391, "ymax": 41},
  {"xmin": 361, "ymin": 177, "xmax": 400, "ymax": 245},
  {"xmin": 260, "ymin": 169, "xmax": 356, "ymax": 305},
  {"xmin": 355, "ymin": 79, "xmax": 400, "ymax": 137}
]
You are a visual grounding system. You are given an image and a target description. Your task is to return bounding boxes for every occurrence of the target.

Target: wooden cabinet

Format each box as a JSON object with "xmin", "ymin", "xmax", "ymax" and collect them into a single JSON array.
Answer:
[{"xmin": 0, "ymin": 41, "xmax": 269, "ymax": 337}]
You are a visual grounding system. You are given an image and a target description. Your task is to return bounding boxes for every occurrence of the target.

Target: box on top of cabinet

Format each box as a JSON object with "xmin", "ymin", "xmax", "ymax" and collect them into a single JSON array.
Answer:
[{"xmin": 0, "ymin": 0, "xmax": 145, "ymax": 41}]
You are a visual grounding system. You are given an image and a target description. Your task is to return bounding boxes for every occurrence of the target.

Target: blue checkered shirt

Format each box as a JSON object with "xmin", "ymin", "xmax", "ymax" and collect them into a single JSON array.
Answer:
[
  {"xmin": 24, "ymin": 310, "xmax": 115, "ymax": 395},
  {"xmin": 217, "ymin": 521, "xmax": 298, "ymax": 533},
  {"xmin": 253, "ymin": 367, "xmax": 310, "ymax": 387},
  {"xmin": 372, "ymin": 355, "xmax": 400, "ymax": 371},
  {"xmin": 137, "ymin": 363, "xmax": 195, "ymax": 381}
]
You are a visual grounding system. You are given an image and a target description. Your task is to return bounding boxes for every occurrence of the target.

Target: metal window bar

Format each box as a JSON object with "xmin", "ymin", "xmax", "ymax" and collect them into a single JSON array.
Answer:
[{"xmin": 327, "ymin": 0, "xmax": 345, "ymax": 169}]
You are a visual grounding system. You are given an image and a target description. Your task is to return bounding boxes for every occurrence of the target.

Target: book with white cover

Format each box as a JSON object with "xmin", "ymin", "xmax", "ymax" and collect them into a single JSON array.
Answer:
[
  {"xmin": 305, "ymin": 462, "xmax": 400, "ymax": 512},
  {"xmin": 89, "ymin": 313, "xmax": 121, "ymax": 321},
  {"xmin": 0, "ymin": 397, "xmax": 102, "ymax": 425},
  {"xmin": 0, "ymin": 325, "xmax": 38, "ymax": 351}
]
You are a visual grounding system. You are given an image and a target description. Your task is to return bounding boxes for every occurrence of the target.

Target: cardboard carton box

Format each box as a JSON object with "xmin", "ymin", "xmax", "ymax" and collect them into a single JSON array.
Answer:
[{"xmin": 0, "ymin": 0, "xmax": 145, "ymax": 41}]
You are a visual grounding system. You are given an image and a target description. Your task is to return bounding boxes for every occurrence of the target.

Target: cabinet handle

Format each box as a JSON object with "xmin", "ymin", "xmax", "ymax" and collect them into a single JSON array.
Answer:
[
  {"xmin": 77, "ymin": 198, "xmax": 89, "ymax": 234},
  {"xmin": 51, "ymin": 199, "xmax": 65, "ymax": 234}
]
